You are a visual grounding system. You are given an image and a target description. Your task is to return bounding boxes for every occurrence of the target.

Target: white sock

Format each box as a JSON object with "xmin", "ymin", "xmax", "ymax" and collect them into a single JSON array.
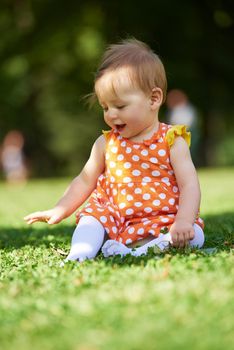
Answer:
[
  {"xmin": 102, "ymin": 240, "xmax": 132, "ymax": 257},
  {"xmin": 102, "ymin": 223, "xmax": 205, "ymax": 258},
  {"xmin": 65, "ymin": 216, "xmax": 105, "ymax": 262},
  {"xmin": 189, "ymin": 223, "xmax": 205, "ymax": 248}
]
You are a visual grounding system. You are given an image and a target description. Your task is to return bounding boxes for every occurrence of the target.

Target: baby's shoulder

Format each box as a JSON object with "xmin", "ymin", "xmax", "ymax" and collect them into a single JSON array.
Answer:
[{"xmin": 163, "ymin": 124, "xmax": 191, "ymax": 148}]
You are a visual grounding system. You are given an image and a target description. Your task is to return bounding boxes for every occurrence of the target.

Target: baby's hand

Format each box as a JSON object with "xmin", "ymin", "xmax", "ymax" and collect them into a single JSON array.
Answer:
[
  {"xmin": 169, "ymin": 220, "xmax": 194, "ymax": 248},
  {"xmin": 24, "ymin": 207, "xmax": 66, "ymax": 225}
]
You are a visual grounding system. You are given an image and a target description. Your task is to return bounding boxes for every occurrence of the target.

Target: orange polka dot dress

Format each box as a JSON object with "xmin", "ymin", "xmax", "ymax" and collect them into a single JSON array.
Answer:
[{"xmin": 78, "ymin": 123, "xmax": 204, "ymax": 245}]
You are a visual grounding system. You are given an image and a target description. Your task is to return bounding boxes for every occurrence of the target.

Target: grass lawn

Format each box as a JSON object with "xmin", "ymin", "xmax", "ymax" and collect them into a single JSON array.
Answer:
[{"xmin": 0, "ymin": 168, "xmax": 233, "ymax": 350}]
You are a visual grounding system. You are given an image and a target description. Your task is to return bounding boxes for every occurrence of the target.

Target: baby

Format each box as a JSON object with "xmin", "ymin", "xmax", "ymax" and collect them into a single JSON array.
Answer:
[{"xmin": 24, "ymin": 38, "xmax": 204, "ymax": 262}]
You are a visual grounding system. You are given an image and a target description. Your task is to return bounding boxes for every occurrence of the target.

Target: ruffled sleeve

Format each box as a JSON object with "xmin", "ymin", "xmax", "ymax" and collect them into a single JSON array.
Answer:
[
  {"xmin": 165, "ymin": 125, "xmax": 191, "ymax": 147},
  {"xmin": 102, "ymin": 130, "xmax": 111, "ymax": 140}
]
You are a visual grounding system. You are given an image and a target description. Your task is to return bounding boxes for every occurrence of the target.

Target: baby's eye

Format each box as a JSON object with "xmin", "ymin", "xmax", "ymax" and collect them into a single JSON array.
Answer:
[{"xmin": 116, "ymin": 105, "xmax": 126, "ymax": 109}]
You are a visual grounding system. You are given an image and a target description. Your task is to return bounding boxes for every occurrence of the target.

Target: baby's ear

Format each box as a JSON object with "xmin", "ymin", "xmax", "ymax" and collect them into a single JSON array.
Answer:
[{"xmin": 150, "ymin": 87, "xmax": 163, "ymax": 109}]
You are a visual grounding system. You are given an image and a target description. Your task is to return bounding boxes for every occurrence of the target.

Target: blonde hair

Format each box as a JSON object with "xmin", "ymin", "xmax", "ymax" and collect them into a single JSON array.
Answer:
[{"xmin": 93, "ymin": 38, "xmax": 167, "ymax": 104}]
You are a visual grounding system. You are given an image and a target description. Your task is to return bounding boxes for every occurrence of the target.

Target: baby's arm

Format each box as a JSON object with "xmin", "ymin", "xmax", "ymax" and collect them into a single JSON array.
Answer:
[
  {"xmin": 169, "ymin": 136, "xmax": 201, "ymax": 247},
  {"xmin": 24, "ymin": 135, "xmax": 106, "ymax": 225}
]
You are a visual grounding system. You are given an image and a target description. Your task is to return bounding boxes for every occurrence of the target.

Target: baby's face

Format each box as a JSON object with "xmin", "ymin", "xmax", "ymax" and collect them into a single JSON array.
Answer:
[{"xmin": 95, "ymin": 68, "xmax": 158, "ymax": 141}]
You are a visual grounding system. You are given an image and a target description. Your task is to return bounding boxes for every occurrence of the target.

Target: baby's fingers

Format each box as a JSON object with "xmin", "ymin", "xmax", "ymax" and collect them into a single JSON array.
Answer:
[{"xmin": 24, "ymin": 212, "xmax": 49, "ymax": 224}]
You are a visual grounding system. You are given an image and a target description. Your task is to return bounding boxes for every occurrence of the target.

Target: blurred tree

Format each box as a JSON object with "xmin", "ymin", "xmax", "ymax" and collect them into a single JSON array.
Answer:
[{"xmin": 0, "ymin": 0, "xmax": 233, "ymax": 176}]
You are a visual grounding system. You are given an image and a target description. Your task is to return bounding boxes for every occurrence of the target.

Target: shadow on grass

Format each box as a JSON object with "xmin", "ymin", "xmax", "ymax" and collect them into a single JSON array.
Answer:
[
  {"xmin": 0, "ymin": 224, "xmax": 74, "ymax": 250},
  {"xmin": 0, "ymin": 212, "xmax": 233, "ymax": 253}
]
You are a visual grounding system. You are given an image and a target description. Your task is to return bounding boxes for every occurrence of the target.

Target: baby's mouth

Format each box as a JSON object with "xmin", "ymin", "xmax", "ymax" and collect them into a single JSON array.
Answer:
[{"xmin": 115, "ymin": 124, "xmax": 126, "ymax": 132}]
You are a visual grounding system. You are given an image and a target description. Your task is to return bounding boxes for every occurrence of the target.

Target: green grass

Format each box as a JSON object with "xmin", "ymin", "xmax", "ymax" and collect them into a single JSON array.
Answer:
[{"xmin": 0, "ymin": 168, "xmax": 233, "ymax": 350}]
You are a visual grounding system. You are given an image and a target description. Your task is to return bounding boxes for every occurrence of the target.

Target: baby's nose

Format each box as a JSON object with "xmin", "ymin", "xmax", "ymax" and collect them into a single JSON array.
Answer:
[{"xmin": 107, "ymin": 109, "xmax": 118, "ymax": 120}]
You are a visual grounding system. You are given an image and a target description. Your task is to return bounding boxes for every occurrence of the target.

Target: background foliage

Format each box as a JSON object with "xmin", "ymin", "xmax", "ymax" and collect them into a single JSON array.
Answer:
[{"xmin": 0, "ymin": 0, "xmax": 234, "ymax": 176}]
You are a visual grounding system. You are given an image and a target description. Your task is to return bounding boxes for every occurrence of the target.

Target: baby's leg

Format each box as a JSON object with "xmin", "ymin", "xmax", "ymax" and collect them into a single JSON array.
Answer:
[
  {"xmin": 65, "ymin": 216, "xmax": 105, "ymax": 262},
  {"xmin": 133, "ymin": 223, "xmax": 205, "ymax": 256},
  {"xmin": 102, "ymin": 224, "xmax": 205, "ymax": 258},
  {"xmin": 102, "ymin": 240, "xmax": 132, "ymax": 257}
]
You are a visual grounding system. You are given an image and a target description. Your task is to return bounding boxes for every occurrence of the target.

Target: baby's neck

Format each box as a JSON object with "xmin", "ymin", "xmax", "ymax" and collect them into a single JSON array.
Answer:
[{"xmin": 129, "ymin": 119, "xmax": 160, "ymax": 143}]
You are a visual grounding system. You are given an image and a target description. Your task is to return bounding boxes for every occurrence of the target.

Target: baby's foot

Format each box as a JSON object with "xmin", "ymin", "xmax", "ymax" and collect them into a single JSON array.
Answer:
[
  {"xmin": 133, "ymin": 233, "xmax": 171, "ymax": 257},
  {"xmin": 102, "ymin": 240, "xmax": 132, "ymax": 257},
  {"xmin": 63, "ymin": 253, "xmax": 86, "ymax": 263}
]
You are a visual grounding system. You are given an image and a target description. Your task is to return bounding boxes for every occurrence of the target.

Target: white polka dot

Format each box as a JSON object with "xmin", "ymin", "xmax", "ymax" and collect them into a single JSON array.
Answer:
[
  {"xmin": 132, "ymin": 155, "xmax": 139, "ymax": 161},
  {"xmin": 152, "ymin": 223, "xmax": 158, "ymax": 228},
  {"xmin": 109, "ymin": 139, "xmax": 114, "ymax": 145},
  {"xmin": 126, "ymin": 208, "xmax": 134, "ymax": 215},
  {"xmin": 110, "ymin": 215, "xmax": 115, "ymax": 222},
  {"xmin": 97, "ymin": 208, "xmax": 104, "ymax": 212},
  {"xmin": 112, "ymin": 226, "xmax": 118, "ymax": 233},
  {"xmin": 160, "ymin": 165, "xmax": 167, "ymax": 170},
  {"xmin": 109, "ymin": 161, "xmax": 116, "ymax": 168},
  {"xmin": 126, "ymin": 147, "xmax": 132, "ymax": 153},
  {"xmin": 100, "ymin": 216, "xmax": 107, "ymax": 223},
  {"xmin": 161, "ymin": 217, "xmax": 169, "ymax": 223},
  {"xmin": 127, "ymin": 195, "xmax": 133, "ymax": 201},
  {"xmin": 117, "ymin": 154, "xmax": 124, "ymax": 161},
  {"xmin": 141, "ymin": 163, "xmax": 149, "ymax": 169},
  {"xmin": 144, "ymin": 207, "xmax": 152, "ymax": 213},
  {"xmin": 121, "ymin": 141, "xmax": 126, "ymax": 147},
  {"xmin": 111, "ymin": 147, "xmax": 118, "ymax": 153},
  {"xmin": 124, "ymin": 162, "xmax": 131, "ymax": 169},
  {"xmin": 132, "ymin": 170, "xmax": 141, "ymax": 176},
  {"xmin": 150, "ymin": 144, "xmax": 157, "ymax": 150},
  {"xmin": 143, "ymin": 193, "xmax": 151, "ymax": 200},
  {"xmin": 149, "ymin": 229, "xmax": 155, "ymax": 234},
  {"xmin": 153, "ymin": 200, "xmax": 161, "ymax": 206},
  {"xmin": 133, "ymin": 144, "xmax": 140, "ymax": 149},
  {"xmin": 134, "ymin": 202, "xmax": 143, "ymax": 207},
  {"xmin": 123, "ymin": 177, "xmax": 132, "ymax": 183},
  {"xmin": 121, "ymin": 189, "xmax": 126, "ymax": 195},
  {"xmin": 162, "ymin": 206, "xmax": 169, "ymax": 211},
  {"xmin": 128, "ymin": 227, "xmax": 135, "ymax": 234},
  {"xmin": 152, "ymin": 170, "xmax": 160, "ymax": 177},
  {"xmin": 85, "ymin": 208, "xmax": 93, "ymax": 213},
  {"xmin": 119, "ymin": 203, "xmax": 126, "ymax": 209},
  {"xmin": 128, "ymin": 182, "xmax": 134, "ymax": 187},
  {"xmin": 158, "ymin": 149, "xmax": 166, "ymax": 156},
  {"xmin": 173, "ymin": 186, "xmax": 178, "ymax": 193},
  {"xmin": 141, "ymin": 150, "xmax": 148, "ymax": 156},
  {"xmin": 142, "ymin": 177, "xmax": 151, "ymax": 182},
  {"xmin": 137, "ymin": 228, "xmax": 144, "ymax": 235},
  {"xmin": 110, "ymin": 176, "xmax": 116, "ymax": 183},
  {"xmin": 106, "ymin": 153, "xmax": 110, "ymax": 159},
  {"xmin": 135, "ymin": 188, "xmax": 142, "ymax": 194},
  {"xmin": 169, "ymin": 198, "xmax": 175, "ymax": 205},
  {"xmin": 108, "ymin": 206, "xmax": 114, "ymax": 213},
  {"xmin": 116, "ymin": 169, "xmax": 123, "ymax": 176},
  {"xmin": 150, "ymin": 187, "xmax": 156, "ymax": 192},
  {"xmin": 150, "ymin": 157, "xmax": 158, "ymax": 164},
  {"xmin": 159, "ymin": 193, "xmax": 166, "ymax": 199},
  {"xmin": 113, "ymin": 189, "xmax": 118, "ymax": 196},
  {"xmin": 143, "ymin": 220, "xmax": 151, "ymax": 225},
  {"xmin": 162, "ymin": 177, "xmax": 170, "ymax": 184},
  {"xmin": 126, "ymin": 238, "xmax": 133, "ymax": 244}
]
